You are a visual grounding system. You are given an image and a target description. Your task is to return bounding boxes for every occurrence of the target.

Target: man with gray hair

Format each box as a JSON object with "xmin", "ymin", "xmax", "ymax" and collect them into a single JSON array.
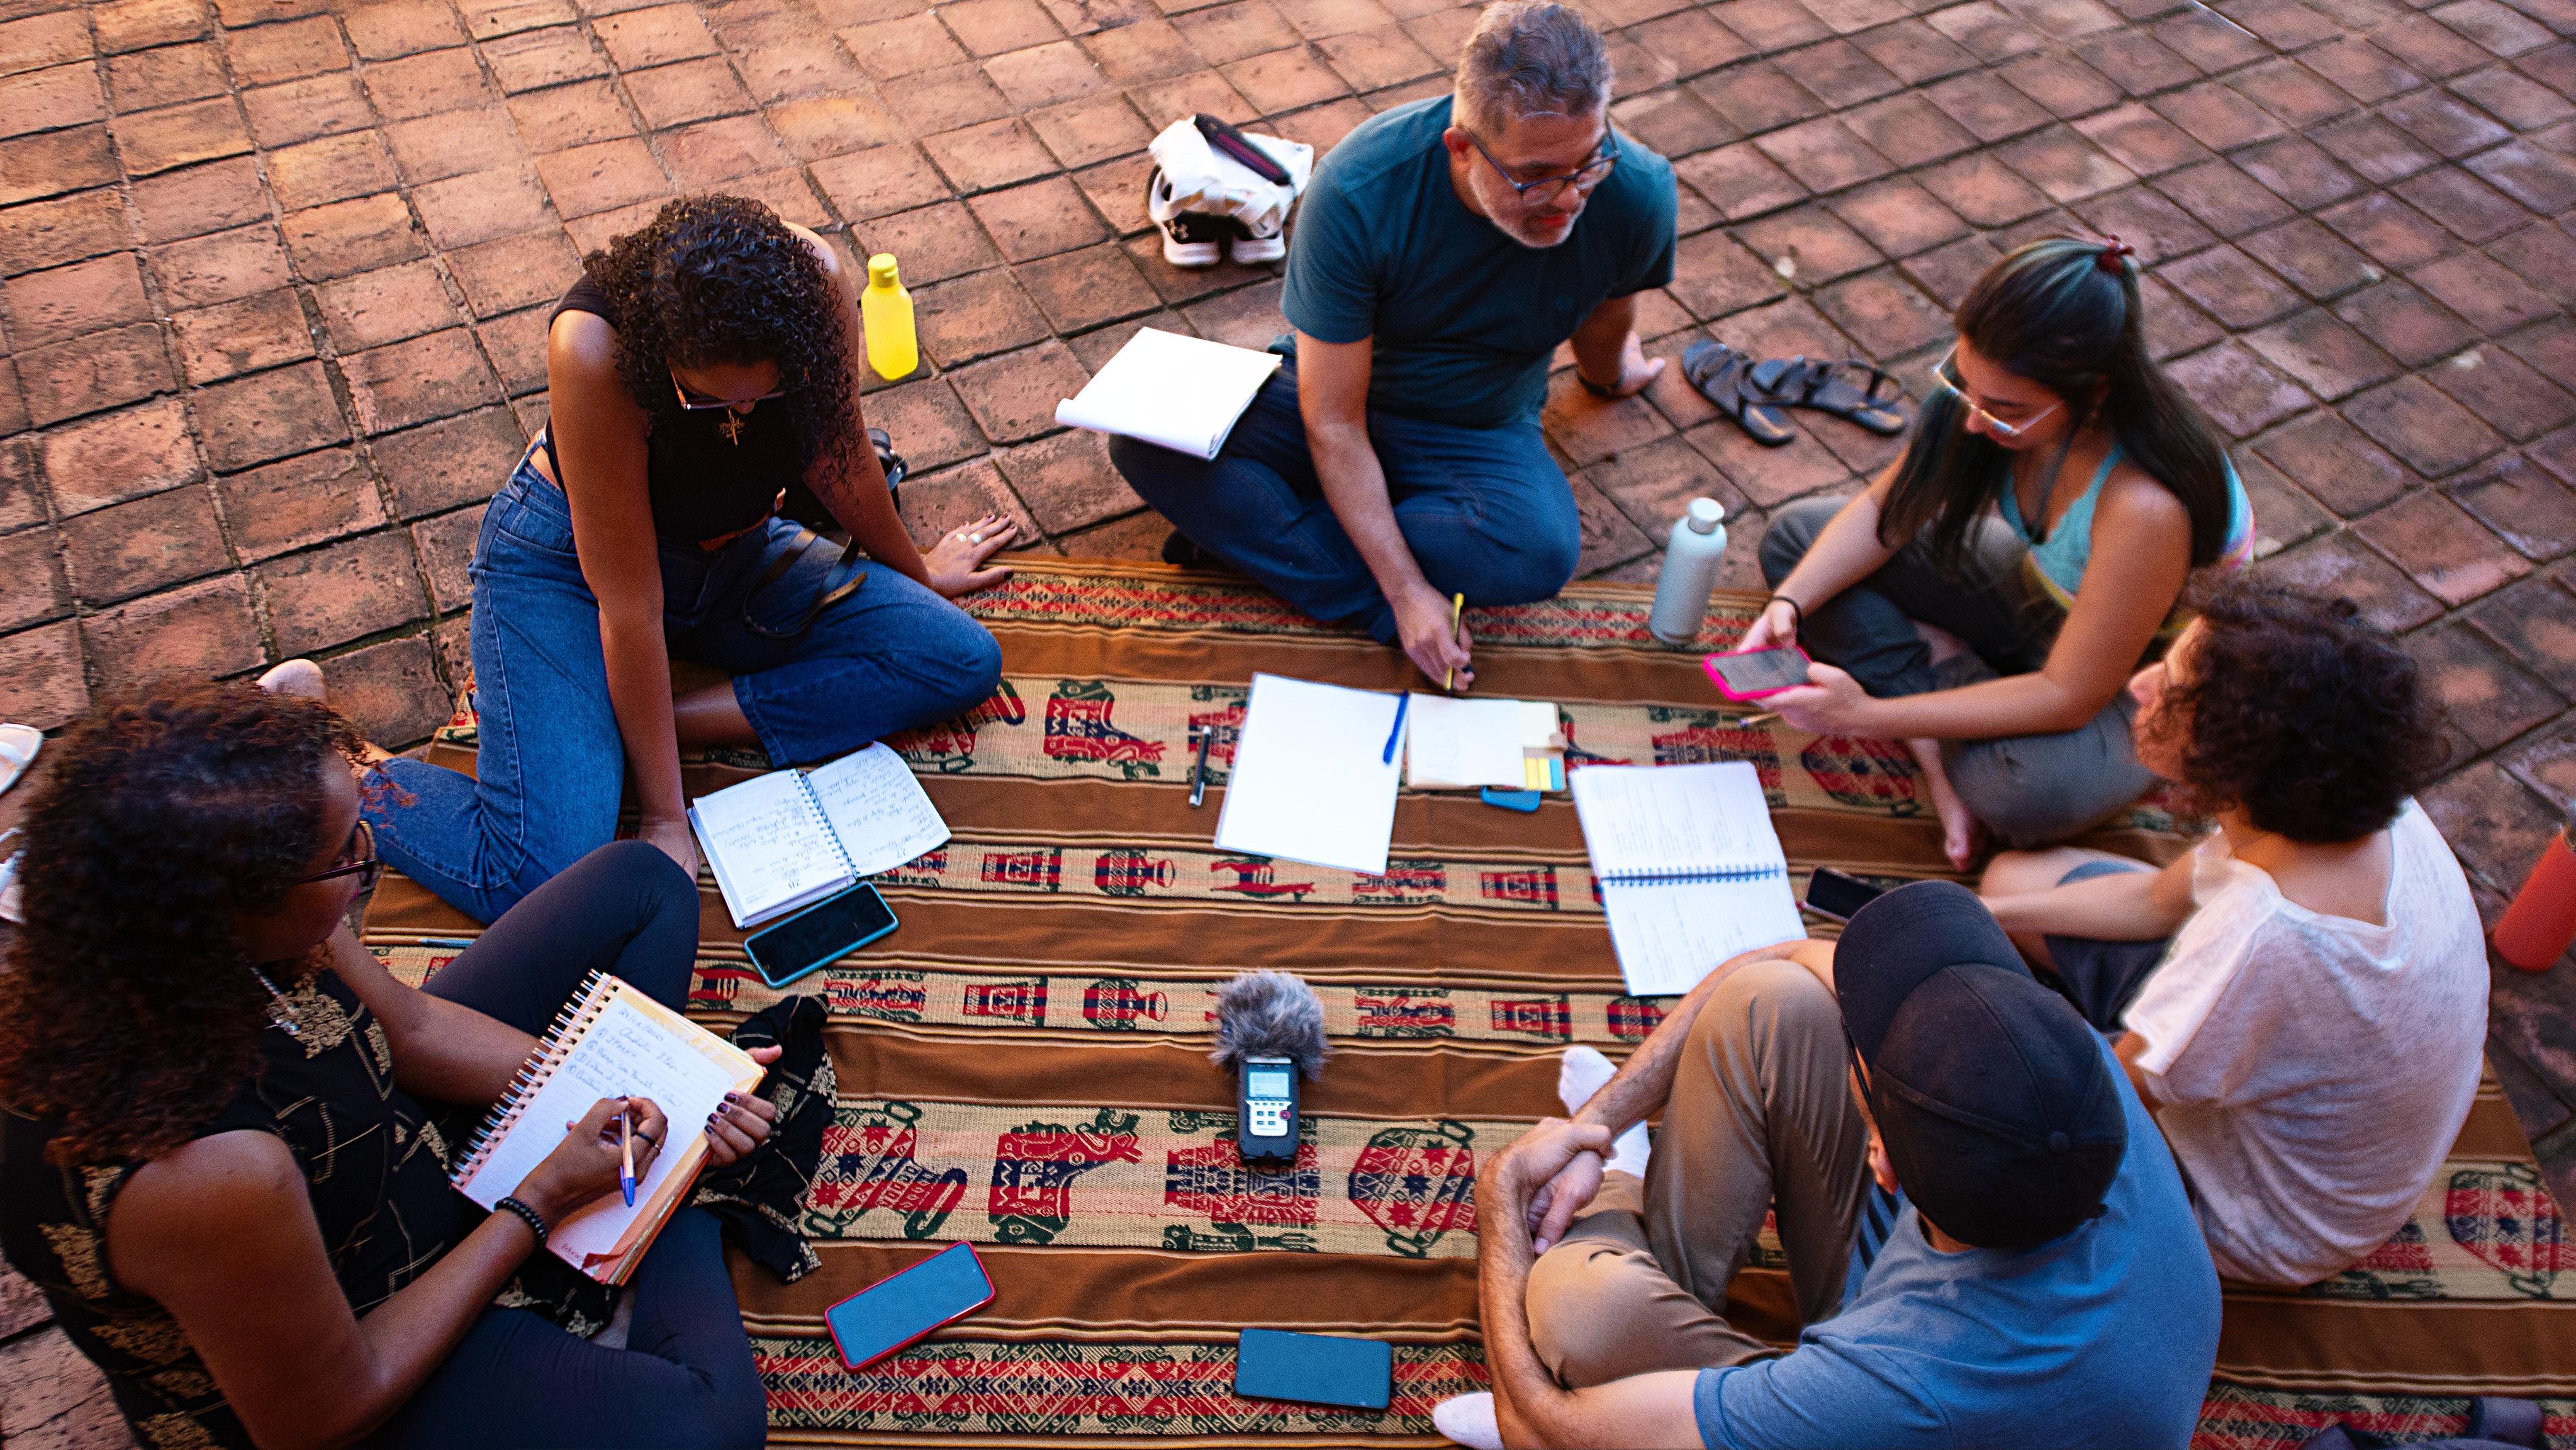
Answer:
[{"xmin": 1109, "ymin": 1, "xmax": 1677, "ymax": 688}]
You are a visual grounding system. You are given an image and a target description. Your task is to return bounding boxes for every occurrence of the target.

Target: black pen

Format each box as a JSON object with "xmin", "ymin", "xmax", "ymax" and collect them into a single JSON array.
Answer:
[{"xmin": 1189, "ymin": 725, "xmax": 1212, "ymax": 807}]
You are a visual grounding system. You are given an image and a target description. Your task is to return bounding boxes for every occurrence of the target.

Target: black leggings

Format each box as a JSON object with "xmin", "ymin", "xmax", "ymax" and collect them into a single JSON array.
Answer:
[{"xmin": 369, "ymin": 841, "xmax": 766, "ymax": 1450}]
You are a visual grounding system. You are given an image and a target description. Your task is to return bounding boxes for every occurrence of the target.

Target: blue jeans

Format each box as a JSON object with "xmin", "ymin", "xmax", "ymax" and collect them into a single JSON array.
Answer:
[
  {"xmin": 1109, "ymin": 366, "xmax": 1581, "ymax": 641},
  {"xmin": 368, "ymin": 452, "xmax": 1002, "ymax": 923},
  {"xmin": 371, "ymin": 841, "xmax": 766, "ymax": 1449}
]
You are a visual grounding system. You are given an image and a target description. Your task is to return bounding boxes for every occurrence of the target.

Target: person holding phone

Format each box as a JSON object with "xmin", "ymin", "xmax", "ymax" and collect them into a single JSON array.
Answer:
[
  {"xmin": 0, "ymin": 682, "xmax": 782, "ymax": 1450},
  {"xmin": 1978, "ymin": 583, "xmax": 2484, "ymax": 1288},
  {"xmin": 1744, "ymin": 237, "xmax": 2253, "ymax": 870},
  {"xmin": 359, "ymin": 193, "xmax": 1011, "ymax": 925}
]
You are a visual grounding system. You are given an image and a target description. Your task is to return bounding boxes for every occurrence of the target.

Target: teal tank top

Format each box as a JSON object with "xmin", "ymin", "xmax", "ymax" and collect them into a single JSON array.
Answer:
[{"xmin": 1996, "ymin": 444, "xmax": 2254, "ymax": 628}]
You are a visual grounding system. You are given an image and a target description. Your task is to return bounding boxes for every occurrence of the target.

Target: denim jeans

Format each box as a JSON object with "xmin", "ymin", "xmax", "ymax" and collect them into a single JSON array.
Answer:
[
  {"xmin": 371, "ymin": 841, "xmax": 766, "ymax": 1449},
  {"xmin": 1759, "ymin": 495, "xmax": 2154, "ymax": 848},
  {"xmin": 367, "ymin": 450, "xmax": 1003, "ymax": 923},
  {"xmin": 1108, "ymin": 364, "xmax": 1581, "ymax": 642}
]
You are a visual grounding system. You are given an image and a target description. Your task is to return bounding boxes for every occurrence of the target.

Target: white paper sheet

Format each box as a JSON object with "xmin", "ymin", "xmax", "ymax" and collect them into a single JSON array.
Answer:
[
  {"xmin": 459, "ymin": 991, "xmax": 742, "ymax": 1262},
  {"xmin": 1214, "ymin": 673, "xmax": 1403, "ymax": 875},
  {"xmin": 1053, "ymin": 328, "xmax": 1283, "ymax": 460},
  {"xmin": 807, "ymin": 742, "xmax": 950, "ymax": 877},
  {"xmin": 1601, "ymin": 876, "xmax": 1808, "ymax": 996},
  {"xmin": 1569, "ymin": 761, "xmax": 1789, "ymax": 881},
  {"xmin": 1403, "ymin": 694, "xmax": 1531, "ymax": 790}
]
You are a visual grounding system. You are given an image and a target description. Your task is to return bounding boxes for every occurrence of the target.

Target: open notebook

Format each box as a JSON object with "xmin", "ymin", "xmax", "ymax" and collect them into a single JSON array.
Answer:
[
  {"xmin": 686, "ymin": 743, "xmax": 949, "ymax": 929},
  {"xmin": 1403, "ymin": 695, "xmax": 1565, "ymax": 792},
  {"xmin": 450, "ymin": 972, "xmax": 763, "ymax": 1284},
  {"xmin": 1571, "ymin": 761, "xmax": 1806, "ymax": 996}
]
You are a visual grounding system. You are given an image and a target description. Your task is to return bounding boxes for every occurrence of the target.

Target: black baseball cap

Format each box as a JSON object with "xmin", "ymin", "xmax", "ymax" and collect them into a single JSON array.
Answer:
[{"xmin": 1836, "ymin": 880, "xmax": 2127, "ymax": 1249}]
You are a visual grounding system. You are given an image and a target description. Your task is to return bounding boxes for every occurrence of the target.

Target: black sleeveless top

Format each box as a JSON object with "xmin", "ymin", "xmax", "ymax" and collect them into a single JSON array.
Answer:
[
  {"xmin": 551, "ymin": 273, "xmax": 811, "ymax": 544},
  {"xmin": 0, "ymin": 969, "xmax": 608, "ymax": 1450}
]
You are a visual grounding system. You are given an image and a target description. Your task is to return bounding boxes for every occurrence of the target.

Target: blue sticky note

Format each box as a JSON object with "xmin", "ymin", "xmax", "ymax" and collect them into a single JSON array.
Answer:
[{"xmin": 1481, "ymin": 787, "xmax": 1542, "ymax": 812}]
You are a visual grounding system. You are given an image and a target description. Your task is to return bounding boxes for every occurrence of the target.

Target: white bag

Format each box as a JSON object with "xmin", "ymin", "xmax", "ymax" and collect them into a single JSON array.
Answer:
[{"xmin": 1145, "ymin": 116, "xmax": 1314, "ymax": 239}]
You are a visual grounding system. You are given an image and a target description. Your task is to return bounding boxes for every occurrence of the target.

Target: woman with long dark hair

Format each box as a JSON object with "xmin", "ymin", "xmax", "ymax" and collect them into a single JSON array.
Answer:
[
  {"xmin": 1747, "ymin": 237, "xmax": 2252, "ymax": 867},
  {"xmin": 361, "ymin": 193, "xmax": 1012, "ymax": 923},
  {"xmin": 0, "ymin": 682, "xmax": 781, "ymax": 1449}
]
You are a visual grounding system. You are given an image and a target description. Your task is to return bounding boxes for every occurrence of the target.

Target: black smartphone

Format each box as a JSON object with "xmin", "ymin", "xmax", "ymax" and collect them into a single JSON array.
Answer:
[
  {"xmin": 1234, "ymin": 1329, "xmax": 1392, "ymax": 1411},
  {"xmin": 743, "ymin": 883, "xmax": 897, "ymax": 989},
  {"xmin": 1803, "ymin": 867, "xmax": 1888, "ymax": 923},
  {"xmin": 1703, "ymin": 646, "xmax": 1813, "ymax": 701},
  {"xmin": 825, "ymin": 1242, "xmax": 995, "ymax": 1371}
]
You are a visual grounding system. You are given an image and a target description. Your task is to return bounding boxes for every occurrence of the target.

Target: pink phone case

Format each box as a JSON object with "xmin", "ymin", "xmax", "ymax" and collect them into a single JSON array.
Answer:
[{"xmin": 1701, "ymin": 645, "xmax": 1813, "ymax": 702}]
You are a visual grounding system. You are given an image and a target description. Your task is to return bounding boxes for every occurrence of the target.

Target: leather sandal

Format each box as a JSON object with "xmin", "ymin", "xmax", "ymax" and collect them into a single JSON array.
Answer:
[
  {"xmin": 1682, "ymin": 340, "xmax": 1797, "ymax": 447},
  {"xmin": 1745, "ymin": 356, "xmax": 1909, "ymax": 435}
]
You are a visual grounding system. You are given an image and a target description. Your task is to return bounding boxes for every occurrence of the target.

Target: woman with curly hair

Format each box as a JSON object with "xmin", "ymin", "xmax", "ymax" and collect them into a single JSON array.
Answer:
[
  {"xmin": 1977, "ymin": 582, "xmax": 2483, "ymax": 1288},
  {"xmin": 0, "ymin": 681, "xmax": 782, "ymax": 1448},
  {"xmin": 1742, "ymin": 236, "xmax": 2254, "ymax": 870},
  {"xmin": 359, "ymin": 193, "xmax": 1011, "ymax": 921}
]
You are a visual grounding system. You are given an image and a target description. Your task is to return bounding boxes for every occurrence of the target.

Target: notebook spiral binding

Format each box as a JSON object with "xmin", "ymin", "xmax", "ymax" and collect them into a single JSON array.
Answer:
[
  {"xmin": 793, "ymin": 772, "xmax": 858, "ymax": 880},
  {"xmin": 1598, "ymin": 865, "xmax": 1786, "ymax": 885},
  {"xmin": 449, "ymin": 968, "xmax": 616, "ymax": 1190}
]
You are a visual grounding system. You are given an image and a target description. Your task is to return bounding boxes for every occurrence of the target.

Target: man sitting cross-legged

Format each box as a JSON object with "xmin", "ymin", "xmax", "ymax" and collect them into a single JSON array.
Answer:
[
  {"xmin": 1979, "ymin": 582, "xmax": 2485, "ymax": 1288},
  {"xmin": 1110, "ymin": 0, "xmax": 1677, "ymax": 690},
  {"xmin": 1444, "ymin": 881, "xmax": 2220, "ymax": 1449}
]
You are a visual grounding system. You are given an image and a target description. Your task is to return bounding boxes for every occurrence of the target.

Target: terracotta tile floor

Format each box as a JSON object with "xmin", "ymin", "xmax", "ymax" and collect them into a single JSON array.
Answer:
[{"xmin": 3, "ymin": 0, "xmax": 2575, "ymax": 1434}]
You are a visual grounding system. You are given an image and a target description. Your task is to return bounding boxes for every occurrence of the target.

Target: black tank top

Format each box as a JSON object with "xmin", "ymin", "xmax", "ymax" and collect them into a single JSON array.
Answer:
[
  {"xmin": 0, "ymin": 969, "xmax": 612, "ymax": 1449},
  {"xmin": 551, "ymin": 273, "xmax": 812, "ymax": 544}
]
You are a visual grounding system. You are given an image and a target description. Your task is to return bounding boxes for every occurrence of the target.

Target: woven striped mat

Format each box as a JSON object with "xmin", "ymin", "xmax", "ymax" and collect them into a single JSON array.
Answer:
[{"xmin": 364, "ymin": 559, "xmax": 2572, "ymax": 1448}]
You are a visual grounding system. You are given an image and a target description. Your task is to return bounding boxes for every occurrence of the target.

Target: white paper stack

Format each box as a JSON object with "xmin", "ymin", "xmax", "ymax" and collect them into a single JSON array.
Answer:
[{"xmin": 1053, "ymin": 328, "xmax": 1283, "ymax": 460}]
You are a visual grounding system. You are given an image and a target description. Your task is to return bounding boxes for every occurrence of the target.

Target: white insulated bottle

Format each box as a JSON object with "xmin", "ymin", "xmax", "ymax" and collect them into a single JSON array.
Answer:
[{"xmin": 1648, "ymin": 497, "xmax": 1728, "ymax": 646}]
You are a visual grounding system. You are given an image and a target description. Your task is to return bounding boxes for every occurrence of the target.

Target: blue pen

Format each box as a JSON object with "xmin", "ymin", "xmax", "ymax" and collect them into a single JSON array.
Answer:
[
  {"xmin": 1381, "ymin": 692, "xmax": 1408, "ymax": 765},
  {"xmin": 619, "ymin": 1104, "xmax": 636, "ymax": 1208}
]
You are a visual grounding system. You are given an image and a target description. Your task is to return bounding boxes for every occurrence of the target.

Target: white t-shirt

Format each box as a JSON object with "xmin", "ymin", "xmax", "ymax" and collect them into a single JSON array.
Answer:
[{"xmin": 2122, "ymin": 801, "xmax": 2488, "ymax": 1287}]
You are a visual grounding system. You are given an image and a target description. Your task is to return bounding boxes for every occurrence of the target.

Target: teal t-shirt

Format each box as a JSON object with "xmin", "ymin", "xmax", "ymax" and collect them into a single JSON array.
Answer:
[{"xmin": 1280, "ymin": 96, "xmax": 1677, "ymax": 430}]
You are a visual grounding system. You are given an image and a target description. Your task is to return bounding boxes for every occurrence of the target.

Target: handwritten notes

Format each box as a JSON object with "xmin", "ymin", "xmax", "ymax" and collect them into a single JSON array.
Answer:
[
  {"xmin": 1569, "ymin": 762, "xmax": 1788, "ymax": 882},
  {"xmin": 690, "ymin": 743, "xmax": 951, "ymax": 928},
  {"xmin": 807, "ymin": 743, "xmax": 949, "ymax": 877}
]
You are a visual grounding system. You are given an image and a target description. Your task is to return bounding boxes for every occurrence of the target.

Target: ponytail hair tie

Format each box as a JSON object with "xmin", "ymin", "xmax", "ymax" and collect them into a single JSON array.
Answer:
[{"xmin": 2095, "ymin": 236, "xmax": 2136, "ymax": 273}]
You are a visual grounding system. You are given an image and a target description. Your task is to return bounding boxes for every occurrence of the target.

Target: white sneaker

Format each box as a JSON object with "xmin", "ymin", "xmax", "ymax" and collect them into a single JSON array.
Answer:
[
  {"xmin": 1432, "ymin": 1392, "xmax": 1503, "ymax": 1450},
  {"xmin": 256, "ymin": 658, "xmax": 327, "ymax": 701},
  {"xmin": 0, "ymin": 724, "xmax": 37, "ymax": 797},
  {"xmin": 1230, "ymin": 214, "xmax": 1286, "ymax": 264},
  {"xmin": 1146, "ymin": 167, "xmax": 1226, "ymax": 268}
]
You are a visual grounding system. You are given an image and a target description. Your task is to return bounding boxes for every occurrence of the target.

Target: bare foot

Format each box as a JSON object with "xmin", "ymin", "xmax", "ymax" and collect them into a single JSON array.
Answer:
[
  {"xmin": 257, "ymin": 659, "xmax": 393, "ymax": 763},
  {"xmin": 1908, "ymin": 736, "xmax": 1983, "ymax": 872}
]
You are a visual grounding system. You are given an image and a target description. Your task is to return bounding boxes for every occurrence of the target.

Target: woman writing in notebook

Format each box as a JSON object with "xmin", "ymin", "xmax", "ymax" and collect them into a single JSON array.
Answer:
[
  {"xmin": 1745, "ymin": 237, "xmax": 2253, "ymax": 869},
  {"xmin": 354, "ymin": 192, "xmax": 1014, "ymax": 925},
  {"xmin": 0, "ymin": 682, "xmax": 780, "ymax": 1450}
]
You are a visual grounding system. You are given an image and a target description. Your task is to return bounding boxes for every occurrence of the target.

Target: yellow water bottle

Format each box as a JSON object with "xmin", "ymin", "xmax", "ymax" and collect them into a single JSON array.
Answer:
[{"xmin": 860, "ymin": 254, "xmax": 917, "ymax": 381}]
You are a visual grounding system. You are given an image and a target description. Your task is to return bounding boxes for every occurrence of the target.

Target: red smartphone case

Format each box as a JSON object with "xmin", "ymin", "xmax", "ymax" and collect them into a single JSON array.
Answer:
[{"xmin": 1701, "ymin": 645, "xmax": 1813, "ymax": 703}]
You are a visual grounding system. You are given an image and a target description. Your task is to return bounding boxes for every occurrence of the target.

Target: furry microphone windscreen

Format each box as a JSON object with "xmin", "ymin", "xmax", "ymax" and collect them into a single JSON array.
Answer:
[{"xmin": 1209, "ymin": 970, "xmax": 1329, "ymax": 1079}]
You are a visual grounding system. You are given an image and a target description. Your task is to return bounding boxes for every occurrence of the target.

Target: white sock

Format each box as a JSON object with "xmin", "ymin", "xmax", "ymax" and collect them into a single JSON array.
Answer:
[
  {"xmin": 1557, "ymin": 1046, "xmax": 1651, "ymax": 1179},
  {"xmin": 1433, "ymin": 1392, "xmax": 1503, "ymax": 1450}
]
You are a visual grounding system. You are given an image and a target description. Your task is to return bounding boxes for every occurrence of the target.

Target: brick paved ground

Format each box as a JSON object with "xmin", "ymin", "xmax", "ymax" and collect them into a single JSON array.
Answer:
[{"xmin": 5, "ymin": 0, "xmax": 2576, "ymax": 1437}]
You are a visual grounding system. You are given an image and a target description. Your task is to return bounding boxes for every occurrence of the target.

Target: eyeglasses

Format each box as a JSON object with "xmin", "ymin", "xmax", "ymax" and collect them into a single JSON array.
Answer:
[
  {"xmin": 1464, "ymin": 126, "xmax": 1620, "ymax": 207},
  {"xmin": 290, "ymin": 819, "xmax": 381, "ymax": 892},
  {"xmin": 1928, "ymin": 347, "xmax": 2061, "ymax": 439},
  {"xmin": 668, "ymin": 368, "xmax": 785, "ymax": 413}
]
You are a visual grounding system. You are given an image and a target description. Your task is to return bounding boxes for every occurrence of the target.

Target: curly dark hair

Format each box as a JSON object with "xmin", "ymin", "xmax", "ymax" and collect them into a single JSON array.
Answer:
[
  {"xmin": 583, "ymin": 193, "xmax": 858, "ymax": 480},
  {"xmin": 0, "ymin": 682, "xmax": 364, "ymax": 1164},
  {"xmin": 2144, "ymin": 581, "xmax": 2444, "ymax": 843}
]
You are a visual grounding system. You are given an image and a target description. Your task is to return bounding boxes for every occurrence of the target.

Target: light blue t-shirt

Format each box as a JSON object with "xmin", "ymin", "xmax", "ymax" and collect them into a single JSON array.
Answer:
[{"xmin": 1693, "ymin": 1047, "xmax": 2220, "ymax": 1450}]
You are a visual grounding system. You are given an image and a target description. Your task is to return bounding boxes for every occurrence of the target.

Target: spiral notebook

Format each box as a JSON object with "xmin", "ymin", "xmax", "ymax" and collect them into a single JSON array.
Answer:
[
  {"xmin": 450, "ymin": 971, "xmax": 763, "ymax": 1284},
  {"xmin": 687, "ymin": 742, "xmax": 950, "ymax": 928},
  {"xmin": 1571, "ymin": 761, "xmax": 1806, "ymax": 996}
]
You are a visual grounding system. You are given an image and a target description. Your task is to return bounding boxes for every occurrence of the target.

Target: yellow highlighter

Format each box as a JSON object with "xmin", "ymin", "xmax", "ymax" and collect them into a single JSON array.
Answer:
[{"xmin": 1444, "ymin": 592, "xmax": 1465, "ymax": 692}]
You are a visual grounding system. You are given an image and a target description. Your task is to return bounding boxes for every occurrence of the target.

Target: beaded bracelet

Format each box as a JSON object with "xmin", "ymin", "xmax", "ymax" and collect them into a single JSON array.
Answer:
[{"xmin": 493, "ymin": 1195, "xmax": 549, "ymax": 1249}]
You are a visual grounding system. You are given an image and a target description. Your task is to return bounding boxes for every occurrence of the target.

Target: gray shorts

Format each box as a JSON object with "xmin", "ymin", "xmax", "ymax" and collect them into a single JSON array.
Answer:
[{"xmin": 2042, "ymin": 859, "xmax": 2171, "ymax": 1032}]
